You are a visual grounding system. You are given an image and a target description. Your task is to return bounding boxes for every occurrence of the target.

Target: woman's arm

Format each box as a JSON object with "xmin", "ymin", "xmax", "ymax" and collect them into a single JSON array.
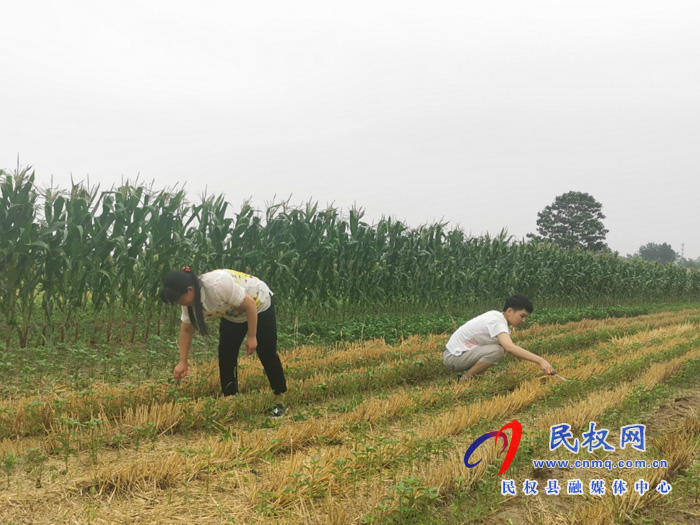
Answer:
[
  {"xmin": 241, "ymin": 294, "xmax": 259, "ymax": 355},
  {"xmin": 497, "ymin": 332, "xmax": 554, "ymax": 374},
  {"xmin": 174, "ymin": 321, "xmax": 196, "ymax": 379}
]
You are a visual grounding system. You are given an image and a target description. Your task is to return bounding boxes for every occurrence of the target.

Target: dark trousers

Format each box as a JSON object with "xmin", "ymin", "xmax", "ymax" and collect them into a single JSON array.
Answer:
[{"xmin": 218, "ymin": 299, "xmax": 287, "ymax": 396}]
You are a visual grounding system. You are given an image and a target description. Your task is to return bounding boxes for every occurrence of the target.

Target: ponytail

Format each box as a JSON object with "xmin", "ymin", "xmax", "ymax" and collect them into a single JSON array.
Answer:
[{"xmin": 161, "ymin": 267, "xmax": 209, "ymax": 336}]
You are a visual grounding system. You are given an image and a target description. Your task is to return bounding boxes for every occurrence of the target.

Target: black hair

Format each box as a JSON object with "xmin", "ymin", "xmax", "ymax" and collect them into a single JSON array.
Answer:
[
  {"xmin": 503, "ymin": 294, "xmax": 534, "ymax": 314},
  {"xmin": 160, "ymin": 268, "xmax": 208, "ymax": 336}
]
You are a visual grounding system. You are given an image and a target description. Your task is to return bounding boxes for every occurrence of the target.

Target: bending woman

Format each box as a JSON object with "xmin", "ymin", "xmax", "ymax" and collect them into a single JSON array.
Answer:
[{"xmin": 160, "ymin": 267, "xmax": 288, "ymax": 417}]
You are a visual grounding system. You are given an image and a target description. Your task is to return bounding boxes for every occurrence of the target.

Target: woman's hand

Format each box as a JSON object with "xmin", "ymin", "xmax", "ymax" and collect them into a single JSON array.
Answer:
[
  {"xmin": 174, "ymin": 361, "xmax": 189, "ymax": 380},
  {"xmin": 241, "ymin": 294, "xmax": 259, "ymax": 355},
  {"xmin": 540, "ymin": 359, "xmax": 555, "ymax": 375},
  {"xmin": 245, "ymin": 335, "xmax": 258, "ymax": 355}
]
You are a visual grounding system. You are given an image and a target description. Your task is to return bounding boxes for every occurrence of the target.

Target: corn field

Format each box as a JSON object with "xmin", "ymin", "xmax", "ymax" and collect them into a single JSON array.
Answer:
[
  {"xmin": 2, "ymin": 308, "xmax": 700, "ymax": 523},
  {"xmin": 2, "ymin": 166, "xmax": 700, "ymax": 348}
]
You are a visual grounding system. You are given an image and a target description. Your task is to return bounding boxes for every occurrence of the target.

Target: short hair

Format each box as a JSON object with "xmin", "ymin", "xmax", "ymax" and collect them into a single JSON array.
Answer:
[{"xmin": 503, "ymin": 294, "xmax": 533, "ymax": 314}]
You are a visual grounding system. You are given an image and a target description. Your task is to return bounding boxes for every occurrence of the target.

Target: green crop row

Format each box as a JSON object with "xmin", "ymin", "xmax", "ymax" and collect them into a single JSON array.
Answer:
[{"xmin": 3, "ymin": 166, "xmax": 700, "ymax": 348}]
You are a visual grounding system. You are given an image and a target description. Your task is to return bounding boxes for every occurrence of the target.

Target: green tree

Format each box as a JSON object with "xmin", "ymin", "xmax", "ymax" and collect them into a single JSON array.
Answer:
[
  {"xmin": 678, "ymin": 257, "xmax": 700, "ymax": 269},
  {"xmin": 637, "ymin": 242, "xmax": 678, "ymax": 264},
  {"xmin": 528, "ymin": 191, "xmax": 608, "ymax": 251}
]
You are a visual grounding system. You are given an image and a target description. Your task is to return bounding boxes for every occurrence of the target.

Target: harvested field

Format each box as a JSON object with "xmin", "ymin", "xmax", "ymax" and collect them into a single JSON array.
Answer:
[{"xmin": 2, "ymin": 309, "xmax": 700, "ymax": 524}]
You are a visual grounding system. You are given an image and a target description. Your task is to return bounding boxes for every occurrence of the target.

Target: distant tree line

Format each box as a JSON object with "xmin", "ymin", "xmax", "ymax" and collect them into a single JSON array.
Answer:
[{"xmin": 528, "ymin": 191, "xmax": 696, "ymax": 269}]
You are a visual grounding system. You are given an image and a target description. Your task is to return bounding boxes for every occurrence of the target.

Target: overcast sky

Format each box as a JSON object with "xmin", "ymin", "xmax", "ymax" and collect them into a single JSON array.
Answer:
[{"xmin": 2, "ymin": 1, "xmax": 699, "ymax": 258}]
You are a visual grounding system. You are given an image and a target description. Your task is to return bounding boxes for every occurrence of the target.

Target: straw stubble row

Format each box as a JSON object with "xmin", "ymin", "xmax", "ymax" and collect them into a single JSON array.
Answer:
[{"xmin": 2, "ymin": 317, "xmax": 698, "ymax": 525}]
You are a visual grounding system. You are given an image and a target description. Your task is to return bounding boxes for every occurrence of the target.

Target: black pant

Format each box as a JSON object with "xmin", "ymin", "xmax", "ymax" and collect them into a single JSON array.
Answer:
[{"xmin": 218, "ymin": 299, "xmax": 287, "ymax": 396}]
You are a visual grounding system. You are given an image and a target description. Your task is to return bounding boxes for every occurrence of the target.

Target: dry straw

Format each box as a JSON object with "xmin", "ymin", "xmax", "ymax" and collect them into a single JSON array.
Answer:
[
  {"xmin": 423, "ymin": 379, "xmax": 546, "ymax": 439},
  {"xmin": 3, "ymin": 312, "xmax": 699, "ymax": 524},
  {"xmin": 71, "ymin": 450, "xmax": 189, "ymax": 496},
  {"xmin": 572, "ymin": 407, "xmax": 700, "ymax": 523}
]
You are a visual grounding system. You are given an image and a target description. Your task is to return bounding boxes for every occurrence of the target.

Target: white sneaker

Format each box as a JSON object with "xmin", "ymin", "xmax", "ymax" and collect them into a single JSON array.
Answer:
[{"xmin": 271, "ymin": 403, "xmax": 288, "ymax": 418}]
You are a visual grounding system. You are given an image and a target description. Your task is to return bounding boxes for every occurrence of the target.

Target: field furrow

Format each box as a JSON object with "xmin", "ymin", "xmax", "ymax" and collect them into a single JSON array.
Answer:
[{"xmin": 1, "ymin": 308, "xmax": 699, "ymax": 524}]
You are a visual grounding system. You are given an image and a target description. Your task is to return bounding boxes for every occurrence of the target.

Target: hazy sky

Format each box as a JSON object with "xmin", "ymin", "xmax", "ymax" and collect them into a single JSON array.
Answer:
[{"xmin": 2, "ymin": 1, "xmax": 699, "ymax": 258}]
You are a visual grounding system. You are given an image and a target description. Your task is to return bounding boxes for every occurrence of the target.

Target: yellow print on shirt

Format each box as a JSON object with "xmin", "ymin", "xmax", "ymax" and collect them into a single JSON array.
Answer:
[
  {"xmin": 219, "ymin": 269, "xmax": 263, "ymax": 308},
  {"xmin": 222, "ymin": 269, "xmax": 253, "ymax": 281}
]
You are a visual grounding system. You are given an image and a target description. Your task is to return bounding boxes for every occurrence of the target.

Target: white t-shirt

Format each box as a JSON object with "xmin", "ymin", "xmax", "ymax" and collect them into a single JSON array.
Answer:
[
  {"xmin": 445, "ymin": 310, "xmax": 510, "ymax": 357},
  {"xmin": 180, "ymin": 269, "xmax": 273, "ymax": 324}
]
